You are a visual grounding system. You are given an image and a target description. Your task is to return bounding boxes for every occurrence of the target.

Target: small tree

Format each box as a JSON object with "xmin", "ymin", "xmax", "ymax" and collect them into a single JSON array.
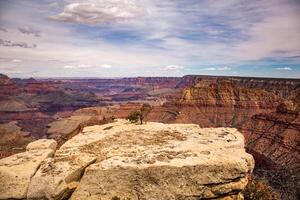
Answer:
[
  {"xmin": 127, "ymin": 110, "xmax": 141, "ymax": 123},
  {"xmin": 126, "ymin": 104, "xmax": 152, "ymax": 124},
  {"xmin": 139, "ymin": 103, "xmax": 151, "ymax": 124}
]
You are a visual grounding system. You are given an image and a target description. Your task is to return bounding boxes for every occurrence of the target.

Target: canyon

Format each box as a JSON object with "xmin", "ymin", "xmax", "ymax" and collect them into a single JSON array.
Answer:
[{"xmin": 0, "ymin": 73, "xmax": 299, "ymax": 199}]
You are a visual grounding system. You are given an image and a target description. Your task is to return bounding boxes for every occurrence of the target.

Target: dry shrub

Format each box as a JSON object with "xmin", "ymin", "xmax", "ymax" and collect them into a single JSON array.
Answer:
[
  {"xmin": 255, "ymin": 167, "xmax": 299, "ymax": 200},
  {"xmin": 243, "ymin": 177, "xmax": 280, "ymax": 200}
]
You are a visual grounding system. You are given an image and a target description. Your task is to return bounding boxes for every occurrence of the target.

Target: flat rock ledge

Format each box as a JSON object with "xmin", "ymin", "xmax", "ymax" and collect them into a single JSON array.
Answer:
[{"xmin": 0, "ymin": 119, "xmax": 254, "ymax": 200}]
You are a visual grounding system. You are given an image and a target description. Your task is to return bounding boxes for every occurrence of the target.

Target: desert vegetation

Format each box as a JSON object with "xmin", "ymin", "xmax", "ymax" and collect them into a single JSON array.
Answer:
[
  {"xmin": 126, "ymin": 103, "xmax": 152, "ymax": 124},
  {"xmin": 243, "ymin": 177, "xmax": 280, "ymax": 200},
  {"xmin": 254, "ymin": 168, "xmax": 299, "ymax": 200}
]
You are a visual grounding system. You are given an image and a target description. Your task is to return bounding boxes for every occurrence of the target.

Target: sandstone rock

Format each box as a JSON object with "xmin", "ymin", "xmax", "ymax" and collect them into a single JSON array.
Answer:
[
  {"xmin": 27, "ymin": 152, "xmax": 96, "ymax": 200},
  {"xmin": 180, "ymin": 79, "xmax": 280, "ymax": 109},
  {"xmin": 26, "ymin": 139, "xmax": 57, "ymax": 151},
  {"xmin": 0, "ymin": 139, "xmax": 57, "ymax": 199},
  {"xmin": 27, "ymin": 143, "xmax": 96, "ymax": 199},
  {"xmin": 0, "ymin": 120, "xmax": 254, "ymax": 199},
  {"xmin": 67, "ymin": 120, "xmax": 254, "ymax": 200},
  {"xmin": 276, "ymin": 100, "xmax": 299, "ymax": 114}
]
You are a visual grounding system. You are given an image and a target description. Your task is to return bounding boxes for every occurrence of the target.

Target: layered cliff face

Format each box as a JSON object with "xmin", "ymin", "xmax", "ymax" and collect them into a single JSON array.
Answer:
[
  {"xmin": 146, "ymin": 76, "xmax": 300, "ymax": 198},
  {"xmin": 0, "ymin": 74, "xmax": 19, "ymax": 96},
  {"xmin": 0, "ymin": 120, "xmax": 254, "ymax": 200},
  {"xmin": 242, "ymin": 98, "xmax": 300, "ymax": 172},
  {"xmin": 178, "ymin": 77, "xmax": 300, "ymax": 169},
  {"xmin": 177, "ymin": 75, "xmax": 299, "ymax": 99},
  {"xmin": 179, "ymin": 77, "xmax": 296, "ymax": 109}
]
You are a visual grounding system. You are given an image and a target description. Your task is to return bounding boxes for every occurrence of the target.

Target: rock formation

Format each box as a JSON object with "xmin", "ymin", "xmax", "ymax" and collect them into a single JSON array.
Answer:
[
  {"xmin": 0, "ymin": 74, "xmax": 20, "ymax": 96},
  {"xmin": 0, "ymin": 120, "xmax": 254, "ymax": 200},
  {"xmin": 0, "ymin": 73, "xmax": 298, "ymax": 197},
  {"xmin": 147, "ymin": 76, "xmax": 300, "ymax": 171},
  {"xmin": 0, "ymin": 139, "xmax": 57, "ymax": 199}
]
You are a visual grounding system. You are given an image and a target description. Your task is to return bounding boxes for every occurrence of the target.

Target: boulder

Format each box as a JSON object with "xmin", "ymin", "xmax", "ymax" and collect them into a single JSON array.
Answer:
[
  {"xmin": 0, "ymin": 139, "xmax": 57, "ymax": 199},
  {"xmin": 68, "ymin": 120, "xmax": 254, "ymax": 200},
  {"xmin": 27, "ymin": 152, "xmax": 96, "ymax": 200},
  {"xmin": 26, "ymin": 139, "xmax": 57, "ymax": 151},
  {"xmin": 0, "ymin": 120, "xmax": 254, "ymax": 199},
  {"xmin": 27, "ymin": 139, "xmax": 97, "ymax": 199}
]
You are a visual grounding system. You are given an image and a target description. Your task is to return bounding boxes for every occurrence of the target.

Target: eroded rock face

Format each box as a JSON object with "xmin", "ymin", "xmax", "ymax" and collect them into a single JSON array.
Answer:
[
  {"xmin": 0, "ymin": 139, "xmax": 57, "ymax": 199},
  {"xmin": 0, "ymin": 120, "xmax": 254, "ymax": 200},
  {"xmin": 68, "ymin": 120, "xmax": 253, "ymax": 200},
  {"xmin": 27, "ymin": 152, "xmax": 96, "ymax": 200}
]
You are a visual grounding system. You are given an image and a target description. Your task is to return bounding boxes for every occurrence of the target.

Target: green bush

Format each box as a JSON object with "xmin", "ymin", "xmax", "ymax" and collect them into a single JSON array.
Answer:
[
  {"xmin": 126, "ymin": 110, "xmax": 141, "ymax": 123},
  {"xmin": 126, "ymin": 103, "xmax": 152, "ymax": 124}
]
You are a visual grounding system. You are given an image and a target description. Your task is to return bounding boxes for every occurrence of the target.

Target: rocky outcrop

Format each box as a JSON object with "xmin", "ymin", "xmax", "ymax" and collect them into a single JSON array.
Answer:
[
  {"xmin": 27, "ymin": 151, "xmax": 96, "ymax": 200},
  {"xmin": 177, "ymin": 75, "xmax": 299, "ymax": 99},
  {"xmin": 0, "ymin": 139, "xmax": 57, "ymax": 199},
  {"xmin": 70, "ymin": 120, "xmax": 254, "ymax": 200},
  {"xmin": 180, "ymin": 79, "xmax": 281, "ymax": 109},
  {"xmin": 148, "ymin": 76, "xmax": 300, "ymax": 170},
  {"xmin": 0, "ymin": 120, "xmax": 254, "ymax": 199},
  {"xmin": 242, "ymin": 108, "xmax": 300, "ymax": 172},
  {"xmin": 0, "ymin": 74, "xmax": 20, "ymax": 96},
  {"xmin": 0, "ymin": 121, "xmax": 33, "ymax": 159}
]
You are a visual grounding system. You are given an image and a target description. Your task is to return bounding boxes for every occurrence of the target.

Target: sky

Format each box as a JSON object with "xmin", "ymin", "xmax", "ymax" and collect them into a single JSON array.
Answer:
[{"xmin": 0, "ymin": 0, "xmax": 300, "ymax": 78}]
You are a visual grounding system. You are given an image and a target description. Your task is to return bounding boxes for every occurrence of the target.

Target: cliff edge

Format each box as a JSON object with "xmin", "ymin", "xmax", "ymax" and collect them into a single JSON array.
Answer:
[{"xmin": 0, "ymin": 120, "xmax": 254, "ymax": 200}]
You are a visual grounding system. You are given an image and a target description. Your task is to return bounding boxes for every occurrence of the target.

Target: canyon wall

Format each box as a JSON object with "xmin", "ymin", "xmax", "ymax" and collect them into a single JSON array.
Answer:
[{"xmin": 148, "ymin": 76, "xmax": 299, "ymax": 170}]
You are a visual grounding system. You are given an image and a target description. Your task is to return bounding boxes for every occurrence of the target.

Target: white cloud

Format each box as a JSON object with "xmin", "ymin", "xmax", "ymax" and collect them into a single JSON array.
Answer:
[
  {"xmin": 78, "ymin": 64, "xmax": 92, "ymax": 68},
  {"xmin": 165, "ymin": 65, "xmax": 184, "ymax": 70},
  {"xmin": 217, "ymin": 66, "xmax": 231, "ymax": 70},
  {"xmin": 18, "ymin": 26, "xmax": 41, "ymax": 37},
  {"xmin": 204, "ymin": 67, "xmax": 217, "ymax": 71},
  {"xmin": 63, "ymin": 65, "xmax": 74, "ymax": 69},
  {"xmin": 63, "ymin": 64, "xmax": 112, "ymax": 69},
  {"xmin": 0, "ymin": 39, "xmax": 37, "ymax": 48},
  {"xmin": 275, "ymin": 67, "xmax": 292, "ymax": 71},
  {"xmin": 50, "ymin": 0, "xmax": 144, "ymax": 25},
  {"xmin": 0, "ymin": 0, "xmax": 299, "ymax": 78},
  {"xmin": 12, "ymin": 59, "xmax": 22, "ymax": 63},
  {"xmin": 101, "ymin": 64, "xmax": 112, "ymax": 69},
  {"xmin": 203, "ymin": 67, "xmax": 231, "ymax": 71}
]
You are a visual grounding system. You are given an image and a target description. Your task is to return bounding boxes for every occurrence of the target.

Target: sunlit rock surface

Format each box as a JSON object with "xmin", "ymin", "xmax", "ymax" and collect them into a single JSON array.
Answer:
[
  {"xmin": 0, "ymin": 120, "xmax": 254, "ymax": 200},
  {"xmin": 0, "ymin": 139, "xmax": 57, "ymax": 199}
]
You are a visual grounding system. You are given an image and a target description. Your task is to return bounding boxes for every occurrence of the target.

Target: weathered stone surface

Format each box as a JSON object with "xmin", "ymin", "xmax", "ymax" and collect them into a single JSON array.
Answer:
[
  {"xmin": 27, "ymin": 143, "xmax": 96, "ymax": 199},
  {"xmin": 0, "ymin": 120, "xmax": 254, "ymax": 199},
  {"xmin": 68, "ymin": 120, "xmax": 254, "ymax": 200},
  {"xmin": 27, "ymin": 152, "xmax": 96, "ymax": 200},
  {"xmin": 0, "ymin": 139, "xmax": 57, "ymax": 199},
  {"xmin": 26, "ymin": 139, "xmax": 57, "ymax": 151}
]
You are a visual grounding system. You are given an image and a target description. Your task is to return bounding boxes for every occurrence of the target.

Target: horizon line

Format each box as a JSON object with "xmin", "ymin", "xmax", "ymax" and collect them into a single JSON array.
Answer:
[{"xmin": 2, "ymin": 73, "xmax": 299, "ymax": 80}]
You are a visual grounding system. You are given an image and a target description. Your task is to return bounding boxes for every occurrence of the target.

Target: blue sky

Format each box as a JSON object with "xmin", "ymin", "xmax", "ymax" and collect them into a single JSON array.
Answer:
[{"xmin": 0, "ymin": 0, "xmax": 300, "ymax": 78}]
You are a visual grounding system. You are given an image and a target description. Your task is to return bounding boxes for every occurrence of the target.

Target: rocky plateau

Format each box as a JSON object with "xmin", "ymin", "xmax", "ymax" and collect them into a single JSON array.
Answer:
[{"xmin": 0, "ymin": 120, "xmax": 254, "ymax": 200}]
